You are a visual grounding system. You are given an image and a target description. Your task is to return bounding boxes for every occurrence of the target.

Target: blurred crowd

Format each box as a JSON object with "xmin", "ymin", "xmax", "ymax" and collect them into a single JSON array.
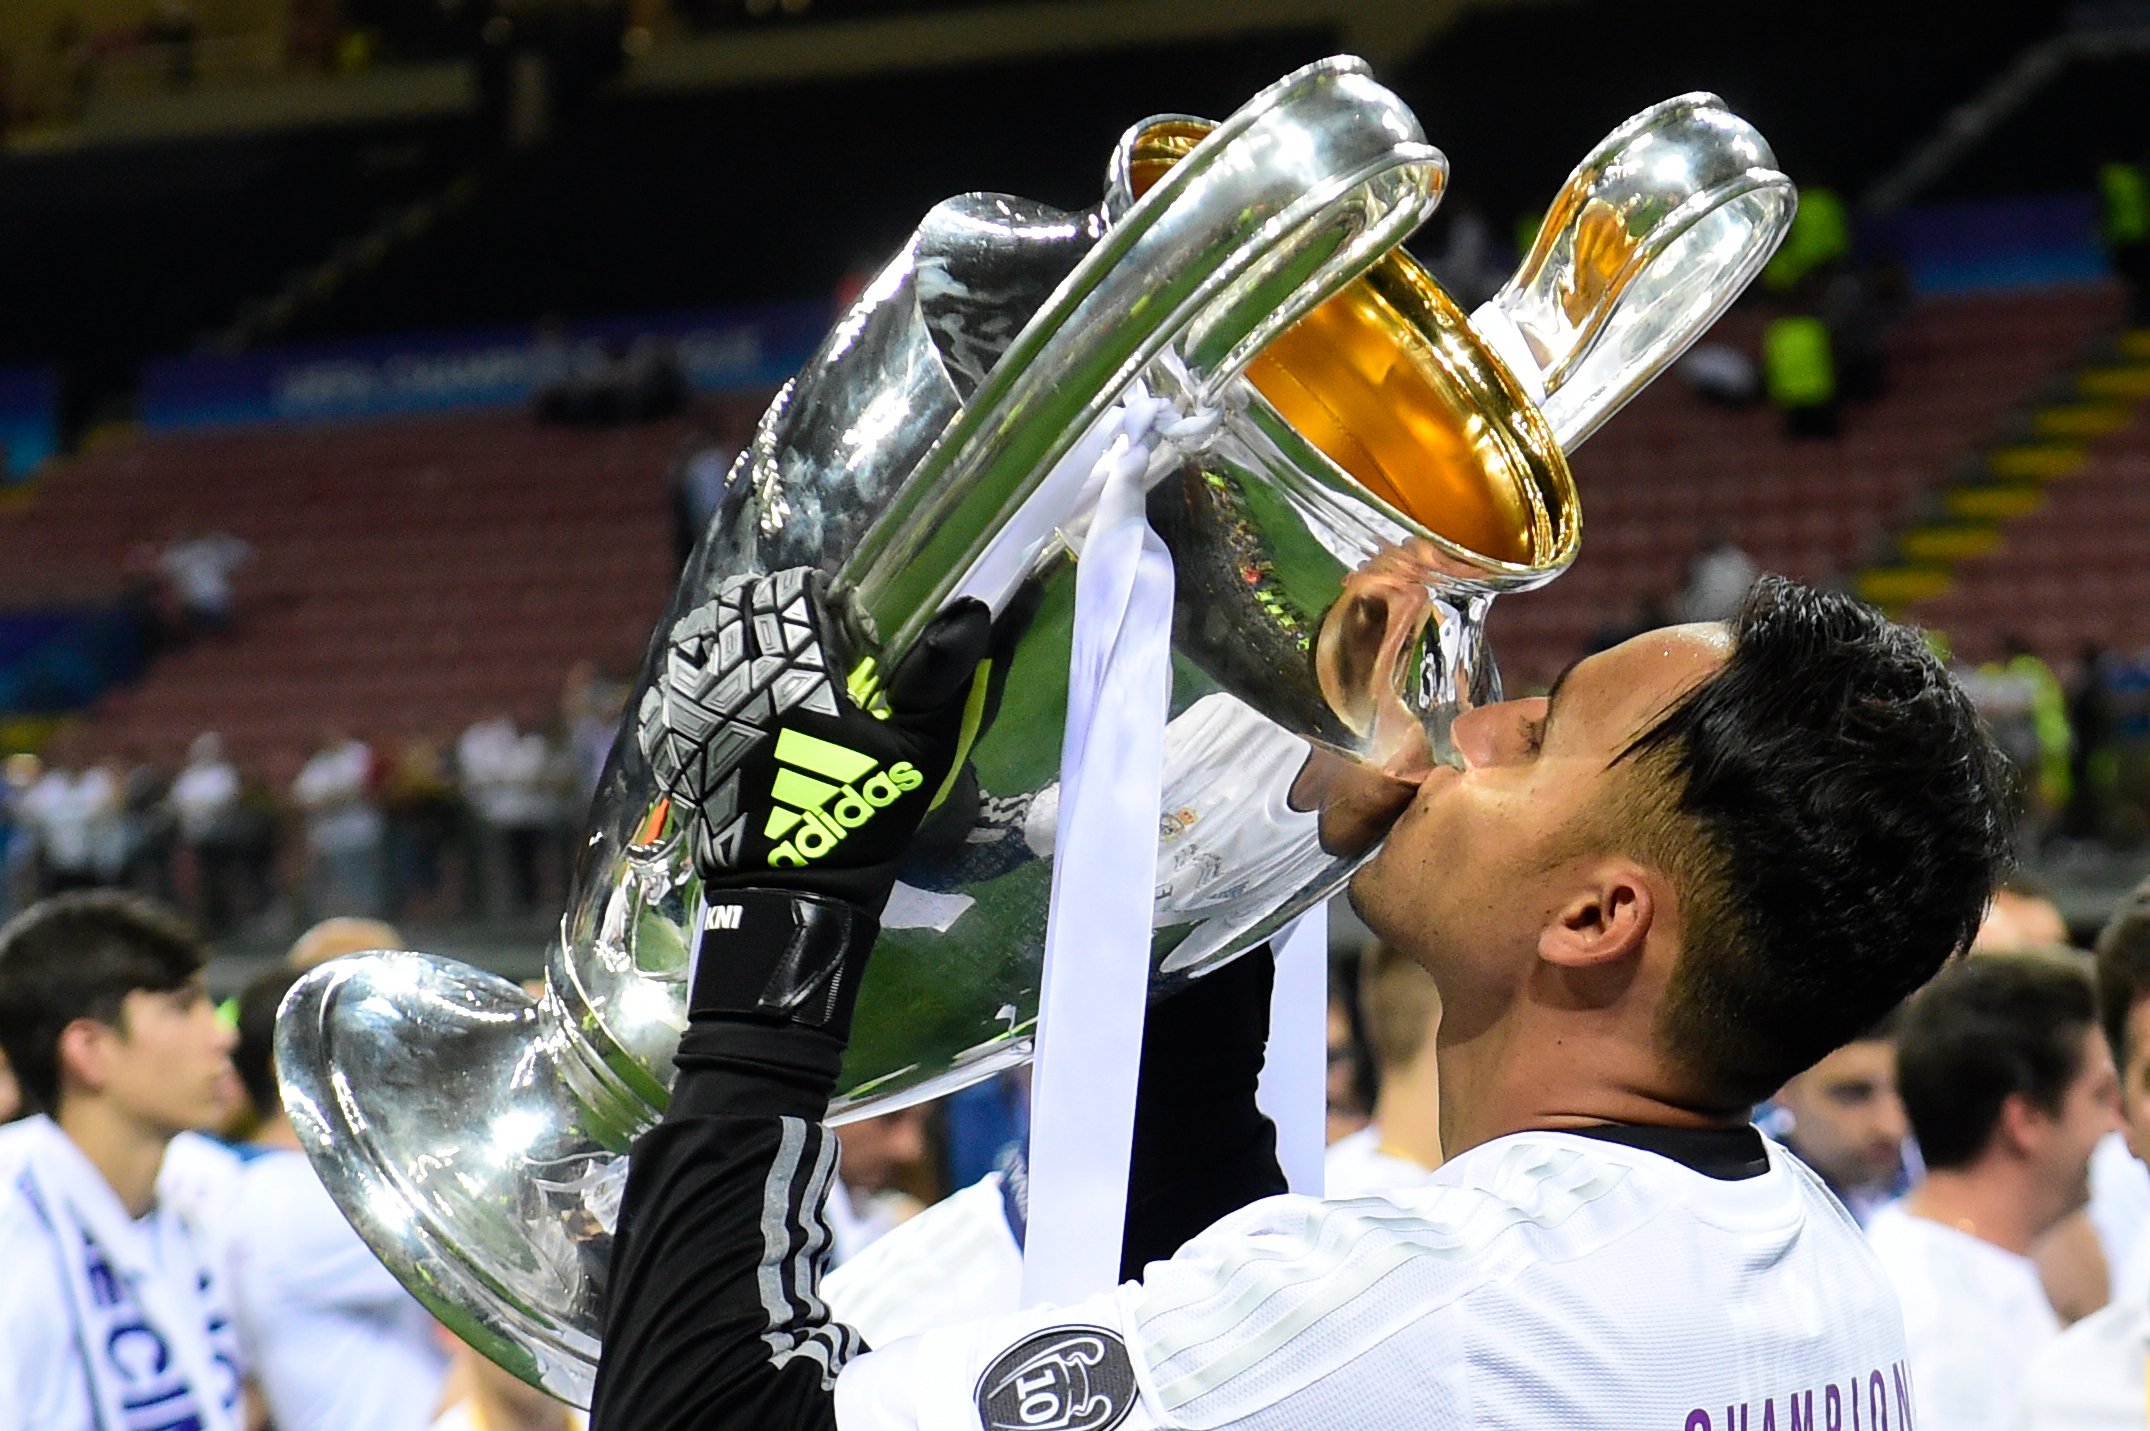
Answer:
[{"xmin": 0, "ymin": 661, "xmax": 629, "ymax": 934}]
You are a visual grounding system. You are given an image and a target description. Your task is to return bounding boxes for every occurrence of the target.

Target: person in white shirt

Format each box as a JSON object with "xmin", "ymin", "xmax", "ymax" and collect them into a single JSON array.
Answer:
[
  {"xmin": 23, "ymin": 757, "xmax": 122, "ymax": 893},
  {"xmin": 1771, "ymin": 1014, "xmax": 1910, "ymax": 1227},
  {"xmin": 2022, "ymin": 880, "xmax": 2150, "ymax": 1427},
  {"xmin": 169, "ymin": 732, "xmax": 247, "ymax": 933},
  {"xmin": 586, "ymin": 572, "xmax": 2017, "ymax": 1431},
  {"xmin": 1868, "ymin": 951, "xmax": 2120, "ymax": 1431},
  {"xmin": 1323, "ymin": 940, "xmax": 1440, "ymax": 1197},
  {"xmin": 459, "ymin": 713, "xmax": 564, "ymax": 916},
  {"xmin": 158, "ymin": 529, "xmax": 251, "ymax": 636},
  {"xmin": 293, "ymin": 729, "xmax": 384, "ymax": 917},
  {"xmin": 225, "ymin": 952, "xmax": 451, "ymax": 1431},
  {"xmin": 0, "ymin": 891, "xmax": 247, "ymax": 1429}
]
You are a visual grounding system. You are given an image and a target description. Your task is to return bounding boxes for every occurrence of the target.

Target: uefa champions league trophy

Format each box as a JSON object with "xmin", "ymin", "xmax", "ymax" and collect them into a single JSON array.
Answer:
[{"xmin": 275, "ymin": 63, "xmax": 1792, "ymax": 1404}]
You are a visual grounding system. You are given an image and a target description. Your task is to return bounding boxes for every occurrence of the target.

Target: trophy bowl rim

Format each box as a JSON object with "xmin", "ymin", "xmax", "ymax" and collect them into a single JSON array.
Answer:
[{"xmin": 276, "ymin": 952, "xmax": 603, "ymax": 1407}]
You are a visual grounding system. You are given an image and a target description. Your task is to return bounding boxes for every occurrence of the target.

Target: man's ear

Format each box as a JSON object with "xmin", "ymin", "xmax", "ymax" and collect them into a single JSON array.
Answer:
[
  {"xmin": 1538, "ymin": 859, "xmax": 1658, "ymax": 970},
  {"xmin": 1996, "ymin": 1090, "xmax": 2053, "ymax": 1158},
  {"xmin": 56, "ymin": 1017, "xmax": 115, "ymax": 1099}
]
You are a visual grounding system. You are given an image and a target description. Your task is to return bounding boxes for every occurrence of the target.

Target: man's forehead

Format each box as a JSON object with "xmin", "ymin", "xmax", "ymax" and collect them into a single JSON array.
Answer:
[{"xmin": 1560, "ymin": 623, "xmax": 1731, "ymax": 735}]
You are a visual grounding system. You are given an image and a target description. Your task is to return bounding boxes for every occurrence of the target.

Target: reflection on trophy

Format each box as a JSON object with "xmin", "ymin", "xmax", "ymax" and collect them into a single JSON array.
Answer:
[{"xmin": 275, "ymin": 58, "xmax": 1792, "ymax": 1405}]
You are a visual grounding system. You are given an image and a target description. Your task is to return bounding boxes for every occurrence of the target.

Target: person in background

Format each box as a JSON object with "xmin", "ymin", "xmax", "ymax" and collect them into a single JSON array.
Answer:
[
  {"xmin": 0, "ymin": 893, "xmax": 247, "ymax": 1429},
  {"xmin": 1770, "ymin": 1010, "xmax": 1908, "ymax": 1226},
  {"xmin": 117, "ymin": 746, "xmax": 176, "ymax": 902},
  {"xmin": 157, "ymin": 528, "xmax": 251, "ymax": 640},
  {"xmin": 829, "ymin": 1107, "xmax": 931, "ymax": 1266},
  {"xmin": 1323, "ymin": 983, "xmax": 1369, "ymax": 1146},
  {"xmin": 434, "ymin": 1335, "xmax": 583, "ymax": 1431},
  {"xmin": 288, "ymin": 914, "xmax": 404, "ymax": 972},
  {"xmin": 170, "ymin": 733, "xmax": 245, "ymax": 935},
  {"xmin": 2022, "ymin": 878, "xmax": 2150, "ymax": 1426},
  {"xmin": 225, "ymin": 925, "xmax": 451, "ymax": 1431},
  {"xmin": 0, "ymin": 752, "xmax": 30, "ymax": 923},
  {"xmin": 561, "ymin": 661, "xmax": 627, "ymax": 806},
  {"xmin": 2097, "ymin": 159, "xmax": 2150, "ymax": 326},
  {"xmin": 1976, "ymin": 875, "xmax": 2069, "ymax": 953},
  {"xmin": 458, "ymin": 713, "xmax": 562, "ymax": 917},
  {"xmin": 23, "ymin": 742, "xmax": 122, "ymax": 894},
  {"xmin": 1324, "ymin": 941, "xmax": 1440, "ymax": 1195},
  {"xmin": 293, "ymin": 728, "xmax": 385, "ymax": 919},
  {"xmin": 384, "ymin": 736, "xmax": 461, "ymax": 921},
  {"xmin": 1679, "ymin": 527, "xmax": 1761, "ymax": 624},
  {"xmin": 1970, "ymin": 873, "xmax": 2143, "ymax": 1324},
  {"xmin": 1868, "ymin": 952, "xmax": 2120, "ymax": 1430}
]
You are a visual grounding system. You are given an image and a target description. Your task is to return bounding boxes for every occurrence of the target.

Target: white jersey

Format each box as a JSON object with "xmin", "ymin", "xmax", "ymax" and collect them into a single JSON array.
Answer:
[
  {"xmin": 2086, "ymin": 1132, "xmax": 2150, "ymax": 1306},
  {"xmin": 0, "ymin": 1117, "xmax": 245, "ymax": 1431},
  {"xmin": 2019, "ymin": 1290, "xmax": 2146, "ymax": 1429},
  {"xmin": 826, "ymin": 1173, "xmax": 1025, "ymax": 1347},
  {"xmin": 228, "ymin": 1148, "xmax": 450, "ymax": 1431},
  {"xmin": 1024, "ymin": 694, "xmax": 1325, "ymax": 938},
  {"xmin": 1866, "ymin": 1201, "xmax": 2060, "ymax": 1431},
  {"xmin": 1320, "ymin": 1124, "xmax": 1439, "ymax": 1199},
  {"xmin": 158, "ymin": 1130, "xmax": 247, "ymax": 1286},
  {"xmin": 833, "ymin": 1130, "xmax": 1912, "ymax": 1430}
]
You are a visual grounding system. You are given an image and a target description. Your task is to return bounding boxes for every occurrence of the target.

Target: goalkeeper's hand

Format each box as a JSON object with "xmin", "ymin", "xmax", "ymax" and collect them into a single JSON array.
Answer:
[{"xmin": 637, "ymin": 568, "xmax": 990, "ymax": 1035}]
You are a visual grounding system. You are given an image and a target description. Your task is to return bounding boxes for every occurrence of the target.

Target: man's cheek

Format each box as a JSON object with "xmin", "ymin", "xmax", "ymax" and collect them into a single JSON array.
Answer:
[{"xmin": 2126, "ymin": 1088, "xmax": 2150, "ymax": 1163}]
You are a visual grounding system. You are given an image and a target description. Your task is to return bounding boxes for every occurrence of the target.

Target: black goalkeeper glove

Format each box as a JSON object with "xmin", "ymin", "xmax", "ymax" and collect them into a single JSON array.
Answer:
[{"xmin": 637, "ymin": 568, "xmax": 991, "ymax": 1057}]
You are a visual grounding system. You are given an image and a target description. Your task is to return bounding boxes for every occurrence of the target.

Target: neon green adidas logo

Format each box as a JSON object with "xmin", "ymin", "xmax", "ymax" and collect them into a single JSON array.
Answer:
[{"xmin": 764, "ymin": 728, "xmax": 922, "ymax": 868}]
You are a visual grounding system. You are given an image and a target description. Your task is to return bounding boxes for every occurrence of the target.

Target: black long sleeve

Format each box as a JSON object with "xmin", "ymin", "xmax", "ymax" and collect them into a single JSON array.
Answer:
[{"xmin": 1119, "ymin": 944, "xmax": 1285, "ymax": 1279}]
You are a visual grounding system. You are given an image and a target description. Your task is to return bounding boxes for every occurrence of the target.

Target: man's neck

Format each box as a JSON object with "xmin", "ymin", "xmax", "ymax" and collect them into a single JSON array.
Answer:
[
  {"xmin": 1906, "ymin": 1167, "xmax": 2052, "ymax": 1257},
  {"xmin": 472, "ymin": 1381, "xmax": 575, "ymax": 1431},
  {"xmin": 56, "ymin": 1099, "xmax": 169, "ymax": 1219},
  {"xmin": 1435, "ymin": 1014, "xmax": 1742, "ymax": 1159},
  {"xmin": 1370, "ymin": 1051, "xmax": 1442, "ymax": 1171},
  {"xmin": 256, "ymin": 1110, "xmax": 302, "ymax": 1151}
]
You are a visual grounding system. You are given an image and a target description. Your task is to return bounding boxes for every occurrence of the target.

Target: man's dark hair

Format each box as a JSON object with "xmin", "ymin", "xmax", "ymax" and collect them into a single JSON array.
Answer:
[
  {"xmin": 0, "ymin": 892, "xmax": 209, "ymax": 1115},
  {"xmin": 1895, "ymin": 952, "xmax": 2097, "ymax": 1168},
  {"xmin": 1616, "ymin": 577, "xmax": 2015, "ymax": 1106},
  {"xmin": 235, "ymin": 964, "xmax": 305, "ymax": 1116},
  {"xmin": 2095, "ymin": 877, "xmax": 2150, "ymax": 1068}
]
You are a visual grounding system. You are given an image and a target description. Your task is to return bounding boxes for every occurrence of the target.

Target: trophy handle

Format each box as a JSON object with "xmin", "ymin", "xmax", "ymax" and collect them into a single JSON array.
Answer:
[
  {"xmin": 1471, "ymin": 92, "xmax": 1796, "ymax": 450},
  {"xmin": 836, "ymin": 55, "xmax": 1446, "ymax": 661}
]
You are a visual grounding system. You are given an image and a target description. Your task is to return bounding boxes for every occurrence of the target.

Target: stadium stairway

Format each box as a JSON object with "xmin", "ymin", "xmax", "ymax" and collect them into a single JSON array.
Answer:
[
  {"xmin": 1485, "ymin": 284, "xmax": 2124, "ymax": 687},
  {"xmin": 1906, "ymin": 349, "xmax": 2150, "ymax": 662},
  {"xmin": 1859, "ymin": 294, "xmax": 2143, "ymax": 640},
  {"xmin": 0, "ymin": 412, "xmax": 691, "ymax": 785}
]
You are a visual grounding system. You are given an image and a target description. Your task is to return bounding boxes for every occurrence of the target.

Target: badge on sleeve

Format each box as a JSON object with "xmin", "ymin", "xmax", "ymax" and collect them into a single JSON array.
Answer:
[{"xmin": 974, "ymin": 1325, "xmax": 1138, "ymax": 1431}]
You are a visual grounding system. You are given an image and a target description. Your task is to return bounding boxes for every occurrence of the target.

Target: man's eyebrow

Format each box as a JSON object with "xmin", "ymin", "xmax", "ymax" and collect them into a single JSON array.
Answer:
[{"xmin": 1540, "ymin": 657, "xmax": 1580, "ymax": 741}]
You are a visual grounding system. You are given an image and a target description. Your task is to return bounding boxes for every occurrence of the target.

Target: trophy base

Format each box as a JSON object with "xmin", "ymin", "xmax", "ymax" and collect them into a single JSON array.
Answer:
[{"xmin": 276, "ymin": 953, "xmax": 622, "ymax": 1407}]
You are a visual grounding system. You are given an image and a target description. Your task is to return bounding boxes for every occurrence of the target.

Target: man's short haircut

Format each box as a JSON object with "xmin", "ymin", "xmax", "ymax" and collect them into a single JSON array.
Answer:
[
  {"xmin": 0, "ymin": 892, "xmax": 209, "ymax": 1115},
  {"xmin": 1895, "ymin": 951, "xmax": 2097, "ymax": 1169},
  {"xmin": 1357, "ymin": 942, "xmax": 1439, "ymax": 1079},
  {"xmin": 235, "ymin": 964, "xmax": 305, "ymax": 1116},
  {"xmin": 1614, "ymin": 577, "xmax": 2015, "ymax": 1107},
  {"xmin": 2095, "ymin": 877, "xmax": 2150, "ymax": 1067}
]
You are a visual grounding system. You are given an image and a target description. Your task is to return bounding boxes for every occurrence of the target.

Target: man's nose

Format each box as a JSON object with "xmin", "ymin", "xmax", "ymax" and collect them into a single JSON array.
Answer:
[{"xmin": 1873, "ymin": 1095, "xmax": 1909, "ymax": 1147}]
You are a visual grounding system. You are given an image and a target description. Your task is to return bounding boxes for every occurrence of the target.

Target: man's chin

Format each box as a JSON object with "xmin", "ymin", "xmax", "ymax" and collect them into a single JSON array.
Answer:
[{"xmin": 1344, "ymin": 853, "xmax": 1390, "ymax": 931}]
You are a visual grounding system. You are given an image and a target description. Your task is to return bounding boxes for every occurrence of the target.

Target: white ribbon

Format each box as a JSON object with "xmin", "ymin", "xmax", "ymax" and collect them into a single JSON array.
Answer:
[
  {"xmin": 1257, "ymin": 905, "xmax": 1329, "ymax": 1197},
  {"xmin": 1018, "ymin": 395, "xmax": 1190, "ymax": 1306}
]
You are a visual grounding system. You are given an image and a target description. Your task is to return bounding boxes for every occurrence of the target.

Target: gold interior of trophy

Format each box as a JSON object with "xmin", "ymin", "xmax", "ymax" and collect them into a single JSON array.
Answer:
[{"xmin": 1129, "ymin": 122, "xmax": 1578, "ymax": 573}]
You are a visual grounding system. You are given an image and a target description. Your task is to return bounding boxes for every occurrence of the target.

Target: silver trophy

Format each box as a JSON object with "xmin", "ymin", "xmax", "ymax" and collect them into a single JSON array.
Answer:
[{"xmin": 276, "ymin": 62, "xmax": 1791, "ymax": 1405}]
